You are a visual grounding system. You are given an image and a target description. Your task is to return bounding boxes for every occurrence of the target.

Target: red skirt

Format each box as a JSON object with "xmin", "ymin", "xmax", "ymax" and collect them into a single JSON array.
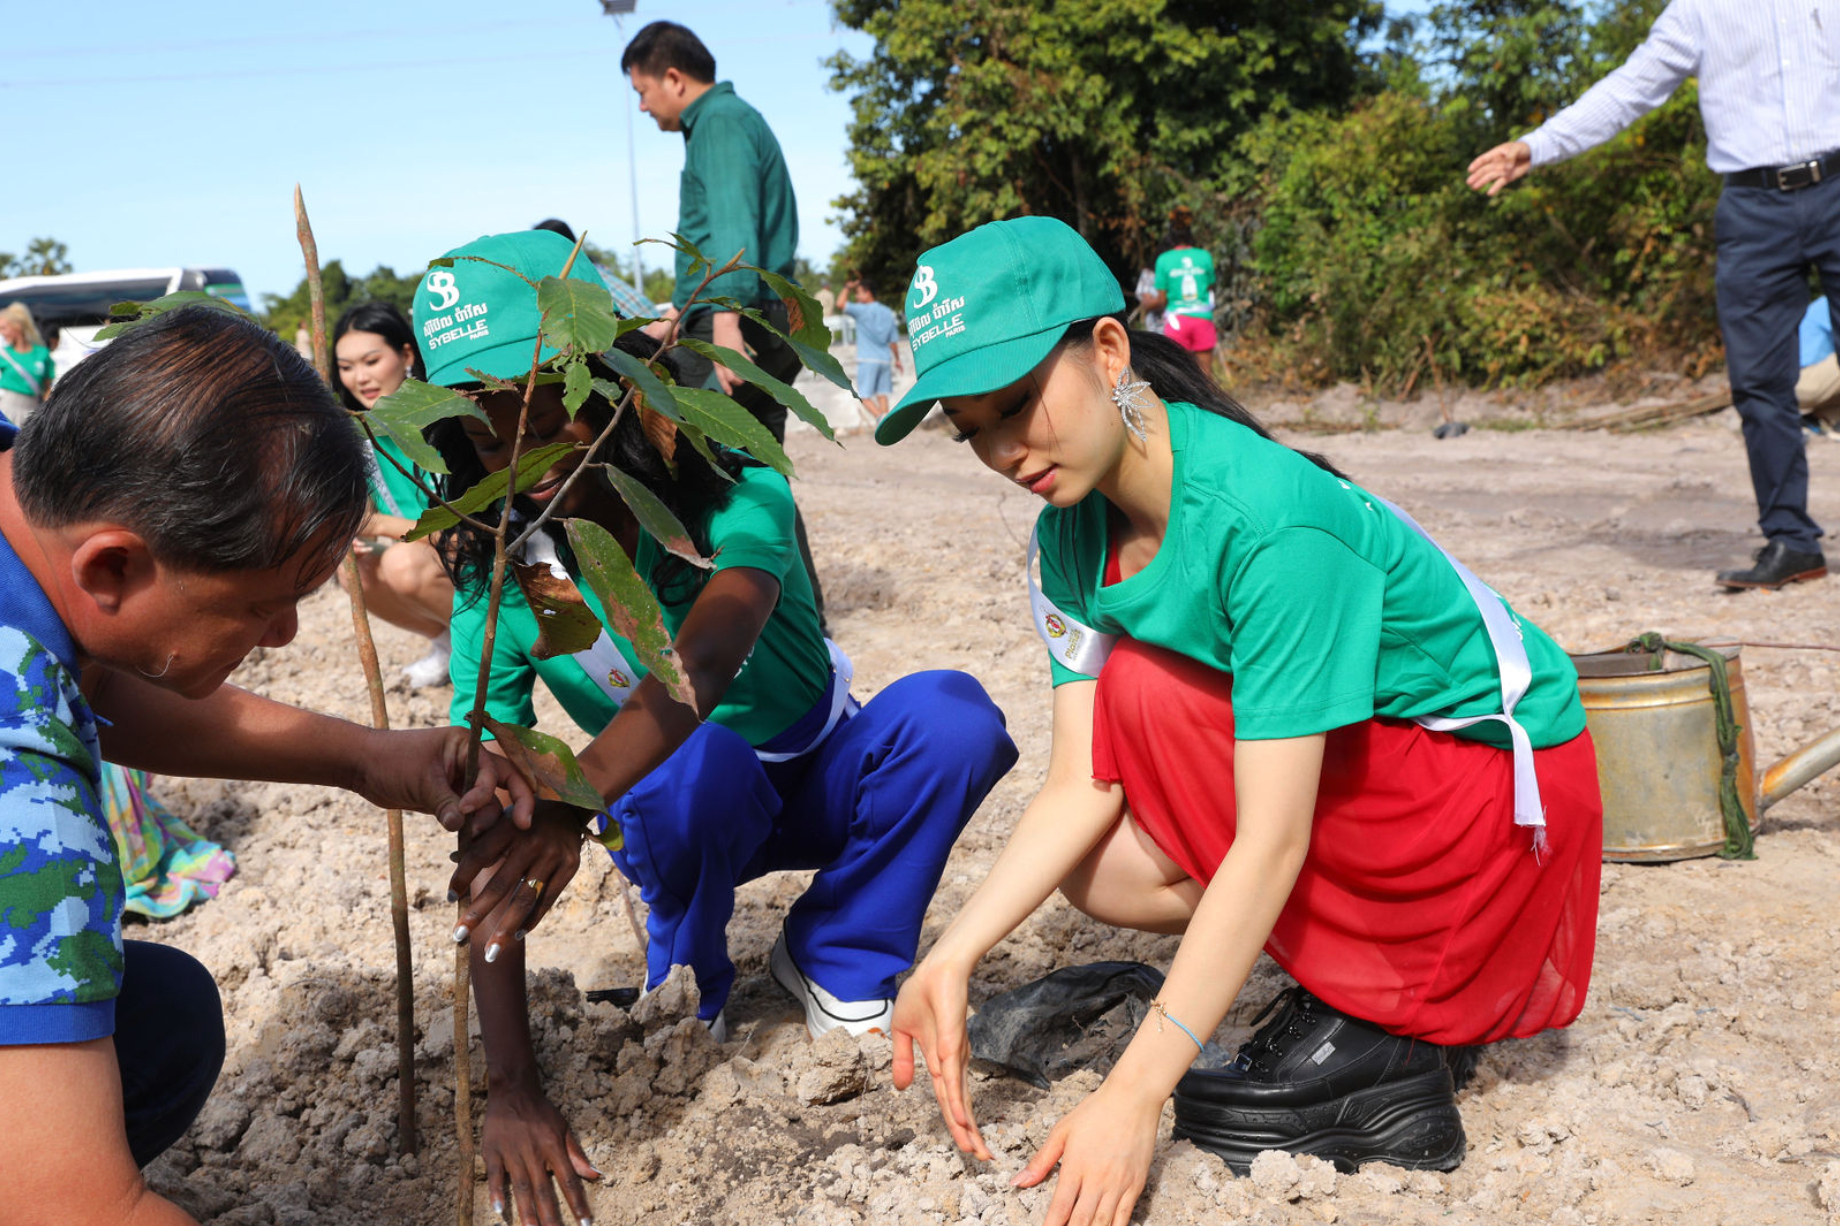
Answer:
[{"xmin": 1090, "ymin": 638, "xmax": 1602, "ymax": 1046}]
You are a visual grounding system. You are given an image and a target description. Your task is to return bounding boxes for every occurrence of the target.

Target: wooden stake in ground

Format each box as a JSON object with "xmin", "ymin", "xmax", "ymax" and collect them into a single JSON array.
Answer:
[{"xmin": 293, "ymin": 184, "xmax": 419, "ymax": 1157}]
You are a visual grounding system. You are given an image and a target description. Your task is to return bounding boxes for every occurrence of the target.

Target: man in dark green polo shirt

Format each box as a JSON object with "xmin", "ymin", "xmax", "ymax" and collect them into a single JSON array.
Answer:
[
  {"xmin": 622, "ymin": 20, "xmax": 801, "ymax": 438},
  {"xmin": 623, "ymin": 19, "xmax": 826, "ymax": 623}
]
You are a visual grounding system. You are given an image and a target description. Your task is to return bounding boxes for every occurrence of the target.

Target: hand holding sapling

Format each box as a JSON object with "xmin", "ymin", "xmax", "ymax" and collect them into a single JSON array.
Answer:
[
  {"xmin": 451, "ymin": 801, "xmax": 590, "ymax": 954},
  {"xmin": 352, "ymin": 725, "xmax": 535, "ymax": 836}
]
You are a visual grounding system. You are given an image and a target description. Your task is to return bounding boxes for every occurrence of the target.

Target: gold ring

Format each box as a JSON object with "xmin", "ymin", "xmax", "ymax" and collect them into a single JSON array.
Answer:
[{"xmin": 524, "ymin": 877, "xmax": 545, "ymax": 899}]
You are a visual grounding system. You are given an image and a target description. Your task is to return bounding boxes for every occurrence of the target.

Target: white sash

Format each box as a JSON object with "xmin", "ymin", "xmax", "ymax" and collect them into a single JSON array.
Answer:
[
  {"xmin": 755, "ymin": 640, "xmax": 859, "ymax": 763},
  {"xmin": 0, "ymin": 348, "xmax": 43, "ymax": 398},
  {"xmin": 1370, "ymin": 492, "xmax": 1545, "ymax": 838},
  {"xmin": 1026, "ymin": 526, "xmax": 1117, "ymax": 678},
  {"xmin": 522, "ymin": 531, "xmax": 642, "ymax": 708},
  {"xmin": 1024, "ymin": 495, "xmax": 1547, "ymax": 839},
  {"xmin": 365, "ymin": 444, "xmax": 405, "ymax": 517}
]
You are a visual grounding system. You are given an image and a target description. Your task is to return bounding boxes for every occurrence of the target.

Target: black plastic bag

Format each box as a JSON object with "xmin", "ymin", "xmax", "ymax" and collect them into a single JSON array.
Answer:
[{"xmin": 967, "ymin": 961, "xmax": 1233, "ymax": 1089}]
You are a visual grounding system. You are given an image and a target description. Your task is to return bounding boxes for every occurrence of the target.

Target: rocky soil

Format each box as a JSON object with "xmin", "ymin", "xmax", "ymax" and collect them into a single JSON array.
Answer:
[{"xmin": 137, "ymin": 373, "xmax": 1840, "ymax": 1225}]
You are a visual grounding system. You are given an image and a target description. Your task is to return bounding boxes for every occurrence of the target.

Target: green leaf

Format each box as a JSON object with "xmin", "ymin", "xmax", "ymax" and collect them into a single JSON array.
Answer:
[
  {"xmin": 537, "ymin": 275, "xmax": 623, "ymax": 355},
  {"xmin": 598, "ymin": 350, "xmax": 681, "ymax": 420},
  {"xmin": 93, "ymin": 290, "xmax": 249, "ymax": 340},
  {"xmin": 588, "ymin": 823, "xmax": 624, "ymax": 852},
  {"xmin": 598, "ymin": 465, "xmax": 712, "ymax": 570},
  {"xmin": 753, "ymin": 268, "xmax": 830, "ymax": 351},
  {"xmin": 677, "ymin": 338, "xmax": 835, "ymax": 442},
  {"xmin": 562, "ymin": 359, "xmax": 592, "ymax": 416},
  {"xmin": 564, "ymin": 518, "xmax": 699, "ymax": 711},
  {"xmin": 404, "ymin": 441, "xmax": 579, "ymax": 540},
  {"xmin": 364, "ymin": 379, "xmax": 486, "ymax": 475},
  {"xmin": 510, "ymin": 560, "xmax": 606, "ymax": 660},
  {"xmin": 737, "ymin": 306, "xmax": 854, "ymax": 393},
  {"xmin": 671, "ymin": 387, "xmax": 794, "ymax": 476},
  {"xmin": 477, "ymin": 716, "xmax": 605, "ymax": 811}
]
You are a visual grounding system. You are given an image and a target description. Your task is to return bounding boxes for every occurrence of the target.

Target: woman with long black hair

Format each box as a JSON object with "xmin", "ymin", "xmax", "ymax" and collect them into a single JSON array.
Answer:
[
  {"xmin": 332, "ymin": 301, "xmax": 455, "ymax": 687},
  {"xmin": 876, "ymin": 217, "xmax": 1602, "ymax": 1225}
]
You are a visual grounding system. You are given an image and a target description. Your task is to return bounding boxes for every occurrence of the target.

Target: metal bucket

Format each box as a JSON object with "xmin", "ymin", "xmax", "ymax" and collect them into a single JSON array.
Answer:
[{"xmin": 1572, "ymin": 644, "xmax": 1840, "ymax": 862}]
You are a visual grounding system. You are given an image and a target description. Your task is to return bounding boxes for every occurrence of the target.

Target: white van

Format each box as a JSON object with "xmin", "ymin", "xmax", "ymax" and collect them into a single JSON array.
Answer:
[{"xmin": 0, "ymin": 267, "xmax": 251, "ymax": 385}]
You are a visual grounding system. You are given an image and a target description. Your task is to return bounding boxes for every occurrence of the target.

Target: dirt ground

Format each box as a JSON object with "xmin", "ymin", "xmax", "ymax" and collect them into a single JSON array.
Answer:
[{"xmin": 138, "ymin": 379, "xmax": 1840, "ymax": 1226}]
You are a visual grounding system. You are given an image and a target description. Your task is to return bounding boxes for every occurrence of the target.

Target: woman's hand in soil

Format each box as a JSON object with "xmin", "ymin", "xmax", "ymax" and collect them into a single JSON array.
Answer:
[
  {"xmin": 891, "ymin": 955, "xmax": 990, "ymax": 1160},
  {"xmin": 1013, "ymin": 1080, "xmax": 1159, "ymax": 1226},
  {"xmin": 483, "ymin": 1079, "xmax": 601, "ymax": 1226},
  {"xmin": 357, "ymin": 726, "xmax": 535, "ymax": 836},
  {"xmin": 452, "ymin": 801, "xmax": 588, "ymax": 956}
]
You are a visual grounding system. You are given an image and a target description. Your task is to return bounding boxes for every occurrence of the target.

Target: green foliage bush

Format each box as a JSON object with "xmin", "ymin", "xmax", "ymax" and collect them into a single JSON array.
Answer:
[{"xmin": 1238, "ymin": 0, "xmax": 1723, "ymax": 390}]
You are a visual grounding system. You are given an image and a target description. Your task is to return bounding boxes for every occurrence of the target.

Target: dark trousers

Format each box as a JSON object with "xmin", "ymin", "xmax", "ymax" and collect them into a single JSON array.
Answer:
[
  {"xmin": 678, "ymin": 303, "xmax": 828, "ymax": 628},
  {"xmin": 1715, "ymin": 175, "xmax": 1840, "ymax": 551},
  {"xmin": 116, "ymin": 940, "xmax": 225, "ymax": 1167}
]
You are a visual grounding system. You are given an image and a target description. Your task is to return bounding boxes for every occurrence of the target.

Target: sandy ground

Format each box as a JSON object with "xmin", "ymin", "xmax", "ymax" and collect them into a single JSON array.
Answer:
[{"xmin": 135, "ymin": 368, "xmax": 1840, "ymax": 1226}]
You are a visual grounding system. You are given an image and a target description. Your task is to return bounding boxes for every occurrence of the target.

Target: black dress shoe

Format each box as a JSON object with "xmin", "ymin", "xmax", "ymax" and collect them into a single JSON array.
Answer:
[
  {"xmin": 1171, "ymin": 988, "xmax": 1467, "ymax": 1174},
  {"xmin": 1715, "ymin": 540, "xmax": 1827, "ymax": 590}
]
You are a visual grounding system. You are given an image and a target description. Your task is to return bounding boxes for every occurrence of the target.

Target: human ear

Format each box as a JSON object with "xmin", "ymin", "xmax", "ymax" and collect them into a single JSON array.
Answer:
[
  {"xmin": 1090, "ymin": 316, "xmax": 1134, "ymax": 384},
  {"xmin": 69, "ymin": 529, "xmax": 156, "ymax": 616}
]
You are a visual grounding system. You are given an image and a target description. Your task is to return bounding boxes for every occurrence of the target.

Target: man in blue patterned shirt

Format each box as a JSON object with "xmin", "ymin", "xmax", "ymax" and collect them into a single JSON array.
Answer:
[{"xmin": 1, "ymin": 306, "xmax": 532, "ymax": 1224}]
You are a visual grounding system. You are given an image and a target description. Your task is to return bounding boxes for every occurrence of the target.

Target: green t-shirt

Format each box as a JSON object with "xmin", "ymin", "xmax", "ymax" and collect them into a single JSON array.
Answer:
[
  {"xmin": 0, "ymin": 345, "xmax": 53, "ymax": 398},
  {"xmin": 449, "ymin": 554, "xmax": 645, "ymax": 738},
  {"xmin": 1154, "ymin": 247, "xmax": 1215, "ymax": 320},
  {"xmin": 675, "ymin": 82, "xmax": 799, "ymax": 309},
  {"xmin": 368, "ymin": 436, "xmax": 433, "ymax": 519},
  {"xmin": 449, "ymin": 464, "xmax": 828, "ymax": 747},
  {"xmin": 1035, "ymin": 403, "xmax": 1586, "ymax": 749}
]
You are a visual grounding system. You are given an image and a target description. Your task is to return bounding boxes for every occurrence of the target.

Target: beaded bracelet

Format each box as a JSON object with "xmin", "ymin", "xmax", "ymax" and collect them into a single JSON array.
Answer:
[{"xmin": 1151, "ymin": 999, "xmax": 1205, "ymax": 1053}]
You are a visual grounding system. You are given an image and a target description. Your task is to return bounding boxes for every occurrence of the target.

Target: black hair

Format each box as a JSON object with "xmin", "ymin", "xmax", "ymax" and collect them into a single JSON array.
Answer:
[
  {"xmin": 620, "ymin": 21, "xmax": 716, "ymax": 83},
  {"xmin": 855, "ymin": 277, "xmax": 878, "ymax": 298},
  {"xmin": 1162, "ymin": 205, "xmax": 1197, "ymax": 252},
  {"xmin": 14, "ymin": 305, "xmax": 369, "ymax": 578},
  {"xmin": 429, "ymin": 332, "xmax": 746, "ymax": 607},
  {"xmin": 332, "ymin": 301, "xmax": 425, "ymax": 414},
  {"xmin": 1061, "ymin": 316, "xmax": 1346, "ymax": 479},
  {"xmin": 533, "ymin": 219, "xmax": 576, "ymax": 242}
]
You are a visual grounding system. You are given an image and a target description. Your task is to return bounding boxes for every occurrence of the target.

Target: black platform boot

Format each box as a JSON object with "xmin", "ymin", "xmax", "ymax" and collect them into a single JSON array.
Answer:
[{"xmin": 1171, "ymin": 987, "xmax": 1467, "ymax": 1174}]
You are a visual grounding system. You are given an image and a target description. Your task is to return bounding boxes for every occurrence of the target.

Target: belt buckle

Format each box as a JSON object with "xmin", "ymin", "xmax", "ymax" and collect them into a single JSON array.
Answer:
[{"xmin": 1778, "ymin": 159, "xmax": 1822, "ymax": 190}]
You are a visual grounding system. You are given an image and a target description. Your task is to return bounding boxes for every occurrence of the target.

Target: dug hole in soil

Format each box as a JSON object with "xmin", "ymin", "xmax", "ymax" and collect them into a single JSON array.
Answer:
[{"xmin": 140, "ymin": 383, "xmax": 1840, "ymax": 1225}]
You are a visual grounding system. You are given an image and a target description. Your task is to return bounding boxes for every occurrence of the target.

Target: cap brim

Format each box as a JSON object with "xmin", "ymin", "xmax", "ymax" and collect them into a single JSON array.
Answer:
[
  {"xmin": 426, "ymin": 336, "xmax": 559, "ymax": 388},
  {"xmin": 873, "ymin": 326, "xmax": 1065, "ymax": 445}
]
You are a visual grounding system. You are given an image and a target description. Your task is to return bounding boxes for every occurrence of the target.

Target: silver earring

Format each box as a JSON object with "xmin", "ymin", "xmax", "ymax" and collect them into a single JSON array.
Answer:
[{"xmin": 1113, "ymin": 367, "xmax": 1152, "ymax": 442}]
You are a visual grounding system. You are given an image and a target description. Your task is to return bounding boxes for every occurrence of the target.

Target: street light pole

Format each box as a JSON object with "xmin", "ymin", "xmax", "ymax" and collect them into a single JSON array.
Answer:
[{"xmin": 599, "ymin": 0, "xmax": 644, "ymax": 295}]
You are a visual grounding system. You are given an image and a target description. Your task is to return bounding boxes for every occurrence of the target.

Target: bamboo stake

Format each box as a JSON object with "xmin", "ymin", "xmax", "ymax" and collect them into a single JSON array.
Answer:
[{"xmin": 293, "ymin": 184, "xmax": 419, "ymax": 1156}]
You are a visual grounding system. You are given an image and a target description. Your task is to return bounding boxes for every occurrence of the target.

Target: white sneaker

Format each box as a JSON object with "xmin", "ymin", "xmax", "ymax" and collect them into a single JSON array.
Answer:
[
  {"xmin": 706, "ymin": 1011, "xmax": 729, "ymax": 1045},
  {"xmin": 770, "ymin": 930, "xmax": 893, "ymax": 1038},
  {"xmin": 401, "ymin": 630, "xmax": 452, "ymax": 689}
]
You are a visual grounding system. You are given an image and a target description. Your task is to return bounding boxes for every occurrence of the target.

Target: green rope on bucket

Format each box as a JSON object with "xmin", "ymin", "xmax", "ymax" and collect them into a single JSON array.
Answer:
[{"xmin": 1625, "ymin": 632, "xmax": 1756, "ymax": 860}]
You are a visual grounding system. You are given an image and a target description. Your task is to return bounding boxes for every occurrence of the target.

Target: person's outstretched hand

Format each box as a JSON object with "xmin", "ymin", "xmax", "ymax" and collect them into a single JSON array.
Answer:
[
  {"xmin": 1467, "ymin": 140, "xmax": 1533, "ymax": 196},
  {"xmin": 482, "ymin": 1079, "xmax": 602, "ymax": 1226},
  {"xmin": 355, "ymin": 726, "xmax": 535, "ymax": 837},
  {"xmin": 1013, "ymin": 1079, "xmax": 1161, "ymax": 1226},
  {"xmin": 891, "ymin": 956, "xmax": 990, "ymax": 1160},
  {"xmin": 451, "ymin": 800, "xmax": 590, "ymax": 956}
]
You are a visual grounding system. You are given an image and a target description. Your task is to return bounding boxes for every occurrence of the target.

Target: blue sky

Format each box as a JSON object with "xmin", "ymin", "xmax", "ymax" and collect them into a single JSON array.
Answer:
[
  {"xmin": 1, "ymin": 1, "xmax": 871, "ymax": 304},
  {"xmin": 4, "ymin": 3, "xmax": 1433, "ymax": 306}
]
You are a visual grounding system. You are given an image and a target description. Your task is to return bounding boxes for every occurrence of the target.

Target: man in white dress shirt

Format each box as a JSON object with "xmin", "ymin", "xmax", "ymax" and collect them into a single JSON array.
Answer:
[{"xmin": 1467, "ymin": 0, "xmax": 1840, "ymax": 590}]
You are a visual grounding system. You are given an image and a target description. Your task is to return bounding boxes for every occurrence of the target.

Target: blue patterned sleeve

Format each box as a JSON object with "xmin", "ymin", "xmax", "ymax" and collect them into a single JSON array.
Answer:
[{"xmin": 0, "ymin": 627, "xmax": 124, "ymax": 1044}]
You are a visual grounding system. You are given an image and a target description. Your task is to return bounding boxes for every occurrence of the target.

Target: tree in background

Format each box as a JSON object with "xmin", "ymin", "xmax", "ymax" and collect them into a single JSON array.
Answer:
[
  {"xmin": 261, "ymin": 261, "xmax": 423, "ymax": 339},
  {"xmin": 1245, "ymin": 0, "xmax": 1718, "ymax": 390},
  {"xmin": 0, "ymin": 238, "xmax": 73, "ymax": 279},
  {"xmin": 826, "ymin": 0, "xmax": 1381, "ymax": 298}
]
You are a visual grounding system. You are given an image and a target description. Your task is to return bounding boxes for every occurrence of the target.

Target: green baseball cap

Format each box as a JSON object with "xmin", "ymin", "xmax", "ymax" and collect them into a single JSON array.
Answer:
[
  {"xmin": 875, "ymin": 216, "xmax": 1125, "ymax": 445},
  {"xmin": 413, "ymin": 230, "xmax": 611, "ymax": 387}
]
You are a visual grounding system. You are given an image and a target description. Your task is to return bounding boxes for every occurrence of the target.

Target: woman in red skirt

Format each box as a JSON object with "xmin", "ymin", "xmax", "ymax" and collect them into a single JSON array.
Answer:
[{"xmin": 874, "ymin": 217, "xmax": 1602, "ymax": 1225}]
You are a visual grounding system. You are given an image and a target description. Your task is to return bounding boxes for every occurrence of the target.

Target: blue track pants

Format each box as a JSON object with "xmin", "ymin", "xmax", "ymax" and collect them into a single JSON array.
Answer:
[{"xmin": 607, "ymin": 670, "xmax": 1016, "ymax": 1018}]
